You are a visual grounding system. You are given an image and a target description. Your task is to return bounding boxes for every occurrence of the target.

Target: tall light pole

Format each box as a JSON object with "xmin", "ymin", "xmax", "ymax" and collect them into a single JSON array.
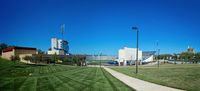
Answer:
[
  {"xmin": 132, "ymin": 27, "xmax": 139, "ymax": 74},
  {"xmin": 100, "ymin": 53, "xmax": 102, "ymax": 68},
  {"xmin": 156, "ymin": 41, "xmax": 160, "ymax": 68}
]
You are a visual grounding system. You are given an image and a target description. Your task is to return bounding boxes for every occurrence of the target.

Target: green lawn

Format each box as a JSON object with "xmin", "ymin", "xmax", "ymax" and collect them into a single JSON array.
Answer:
[
  {"xmin": 86, "ymin": 60, "xmax": 111, "ymax": 65},
  {"xmin": 0, "ymin": 58, "xmax": 134, "ymax": 91},
  {"xmin": 110, "ymin": 64, "xmax": 200, "ymax": 91}
]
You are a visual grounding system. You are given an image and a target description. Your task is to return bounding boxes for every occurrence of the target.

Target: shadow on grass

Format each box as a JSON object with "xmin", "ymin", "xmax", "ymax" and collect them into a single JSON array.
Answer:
[
  {"xmin": 27, "ymin": 64, "xmax": 47, "ymax": 66},
  {"xmin": 14, "ymin": 64, "xmax": 47, "ymax": 68}
]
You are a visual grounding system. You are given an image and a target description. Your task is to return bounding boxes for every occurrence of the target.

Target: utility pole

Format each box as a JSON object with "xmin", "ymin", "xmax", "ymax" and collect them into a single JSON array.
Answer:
[{"xmin": 132, "ymin": 27, "xmax": 139, "ymax": 74}]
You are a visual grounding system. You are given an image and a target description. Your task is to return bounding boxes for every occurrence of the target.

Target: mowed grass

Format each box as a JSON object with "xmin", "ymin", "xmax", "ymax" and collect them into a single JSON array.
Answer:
[
  {"xmin": 110, "ymin": 64, "xmax": 200, "ymax": 91},
  {"xmin": 0, "ymin": 58, "xmax": 134, "ymax": 91}
]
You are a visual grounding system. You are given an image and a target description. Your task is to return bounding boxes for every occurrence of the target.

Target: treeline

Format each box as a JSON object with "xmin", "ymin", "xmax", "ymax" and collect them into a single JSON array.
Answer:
[
  {"xmin": 0, "ymin": 43, "xmax": 11, "ymax": 55},
  {"xmin": 157, "ymin": 52, "xmax": 200, "ymax": 64}
]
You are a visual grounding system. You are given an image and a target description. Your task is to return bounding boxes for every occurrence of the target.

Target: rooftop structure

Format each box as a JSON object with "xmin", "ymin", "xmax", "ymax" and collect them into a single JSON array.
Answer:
[
  {"xmin": 187, "ymin": 46, "xmax": 195, "ymax": 53},
  {"xmin": 142, "ymin": 51, "xmax": 156, "ymax": 63}
]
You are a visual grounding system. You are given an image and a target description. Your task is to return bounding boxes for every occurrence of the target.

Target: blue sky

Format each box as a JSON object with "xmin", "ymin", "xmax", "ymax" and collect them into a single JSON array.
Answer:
[{"xmin": 0, "ymin": 0, "xmax": 200, "ymax": 55}]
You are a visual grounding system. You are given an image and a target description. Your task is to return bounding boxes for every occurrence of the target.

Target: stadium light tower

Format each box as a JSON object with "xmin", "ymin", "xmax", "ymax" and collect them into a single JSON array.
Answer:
[{"xmin": 132, "ymin": 26, "xmax": 139, "ymax": 74}]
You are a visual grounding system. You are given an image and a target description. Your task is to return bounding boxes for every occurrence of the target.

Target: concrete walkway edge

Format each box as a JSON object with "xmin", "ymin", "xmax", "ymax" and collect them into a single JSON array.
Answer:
[{"xmin": 103, "ymin": 67, "xmax": 184, "ymax": 91}]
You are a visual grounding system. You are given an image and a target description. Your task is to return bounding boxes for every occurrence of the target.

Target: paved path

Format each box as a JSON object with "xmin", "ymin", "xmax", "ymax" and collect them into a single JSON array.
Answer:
[{"xmin": 103, "ymin": 67, "xmax": 184, "ymax": 91}]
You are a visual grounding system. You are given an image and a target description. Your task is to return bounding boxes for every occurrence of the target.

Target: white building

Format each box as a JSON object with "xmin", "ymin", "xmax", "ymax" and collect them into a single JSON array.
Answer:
[
  {"xmin": 48, "ymin": 38, "xmax": 69, "ymax": 55},
  {"xmin": 118, "ymin": 47, "xmax": 142, "ymax": 66}
]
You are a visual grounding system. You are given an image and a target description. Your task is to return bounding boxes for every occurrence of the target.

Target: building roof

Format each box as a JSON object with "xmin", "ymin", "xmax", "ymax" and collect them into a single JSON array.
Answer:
[{"xmin": 2, "ymin": 46, "xmax": 36, "ymax": 52}]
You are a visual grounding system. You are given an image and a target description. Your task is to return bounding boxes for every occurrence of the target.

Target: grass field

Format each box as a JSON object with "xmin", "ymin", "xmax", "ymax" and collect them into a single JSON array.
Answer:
[
  {"xmin": 0, "ymin": 58, "xmax": 134, "ymax": 91},
  {"xmin": 86, "ymin": 60, "xmax": 111, "ymax": 65},
  {"xmin": 111, "ymin": 64, "xmax": 200, "ymax": 91}
]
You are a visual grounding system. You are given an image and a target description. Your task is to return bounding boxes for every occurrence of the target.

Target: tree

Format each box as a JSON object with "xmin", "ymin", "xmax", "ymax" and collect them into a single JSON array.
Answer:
[
  {"xmin": 195, "ymin": 52, "xmax": 200, "ymax": 64},
  {"xmin": 180, "ymin": 52, "xmax": 186, "ymax": 63},
  {"xmin": 64, "ymin": 57, "xmax": 70, "ymax": 61},
  {"xmin": 172, "ymin": 53, "xmax": 178, "ymax": 64},
  {"xmin": 158, "ymin": 54, "xmax": 172, "ymax": 60},
  {"xmin": 35, "ymin": 54, "xmax": 43, "ymax": 64},
  {"xmin": 63, "ymin": 57, "xmax": 73, "ymax": 65},
  {"xmin": 23, "ymin": 56, "xmax": 32, "ymax": 64},
  {"xmin": 73, "ymin": 56, "xmax": 86, "ymax": 66},
  {"xmin": 79, "ymin": 57, "xmax": 86, "ymax": 66},
  {"xmin": 187, "ymin": 52, "xmax": 194, "ymax": 64},
  {"xmin": 72, "ymin": 57, "xmax": 79, "ymax": 66},
  {"xmin": 37, "ymin": 49, "xmax": 45, "ymax": 54},
  {"xmin": 51, "ymin": 53, "xmax": 58, "ymax": 65},
  {"xmin": 180, "ymin": 52, "xmax": 194, "ymax": 64},
  {"xmin": 10, "ymin": 55, "xmax": 20, "ymax": 64},
  {"xmin": 0, "ymin": 43, "xmax": 8, "ymax": 55}
]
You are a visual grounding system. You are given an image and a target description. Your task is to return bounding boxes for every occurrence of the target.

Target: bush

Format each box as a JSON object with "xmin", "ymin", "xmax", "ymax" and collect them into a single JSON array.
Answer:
[
  {"xmin": 23, "ymin": 56, "xmax": 32, "ymax": 64},
  {"xmin": 10, "ymin": 55, "xmax": 20, "ymax": 63}
]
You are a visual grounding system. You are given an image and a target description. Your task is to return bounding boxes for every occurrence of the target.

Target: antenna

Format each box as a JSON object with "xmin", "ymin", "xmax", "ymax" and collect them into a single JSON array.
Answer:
[{"xmin": 61, "ymin": 24, "xmax": 65, "ymax": 40}]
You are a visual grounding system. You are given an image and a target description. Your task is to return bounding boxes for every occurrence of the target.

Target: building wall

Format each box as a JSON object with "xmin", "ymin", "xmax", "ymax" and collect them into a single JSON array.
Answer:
[
  {"xmin": 187, "ymin": 48, "xmax": 194, "ymax": 53},
  {"xmin": 119, "ymin": 49, "xmax": 125, "ymax": 60},
  {"xmin": 51, "ymin": 38, "xmax": 58, "ymax": 50},
  {"xmin": 15, "ymin": 49, "xmax": 37, "ymax": 56},
  {"xmin": 48, "ymin": 50, "xmax": 65, "ymax": 55},
  {"xmin": 2, "ymin": 48, "xmax": 36, "ymax": 60},
  {"xmin": 1, "ymin": 50, "xmax": 15, "ymax": 60},
  {"xmin": 19, "ymin": 54, "xmax": 33, "ymax": 63},
  {"xmin": 58, "ymin": 39, "xmax": 69, "ymax": 54},
  {"xmin": 57, "ymin": 39, "xmax": 62, "ymax": 49},
  {"xmin": 118, "ymin": 47, "xmax": 142, "ymax": 62},
  {"xmin": 48, "ymin": 50, "xmax": 56, "ymax": 55}
]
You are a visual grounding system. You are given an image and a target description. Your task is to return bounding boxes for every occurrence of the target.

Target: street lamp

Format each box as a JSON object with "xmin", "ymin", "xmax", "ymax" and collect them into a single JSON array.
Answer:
[
  {"xmin": 132, "ymin": 27, "xmax": 139, "ymax": 74},
  {"xmin": 100, "ymin": 53, "xmax": 102, "ymax": 68},
  {"xmin": 157, "ymin": 49, "xmax": 160, "ymax": 68},
  {"xmin": 156, "ymin": 40, "xmax": 160, "ymax": 68}
]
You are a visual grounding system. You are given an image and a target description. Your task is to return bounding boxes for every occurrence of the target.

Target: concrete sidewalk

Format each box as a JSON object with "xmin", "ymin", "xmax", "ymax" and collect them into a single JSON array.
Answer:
[{"xmin": 103, "ymin": 67, "xmax": 184, "ymax": 91}]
